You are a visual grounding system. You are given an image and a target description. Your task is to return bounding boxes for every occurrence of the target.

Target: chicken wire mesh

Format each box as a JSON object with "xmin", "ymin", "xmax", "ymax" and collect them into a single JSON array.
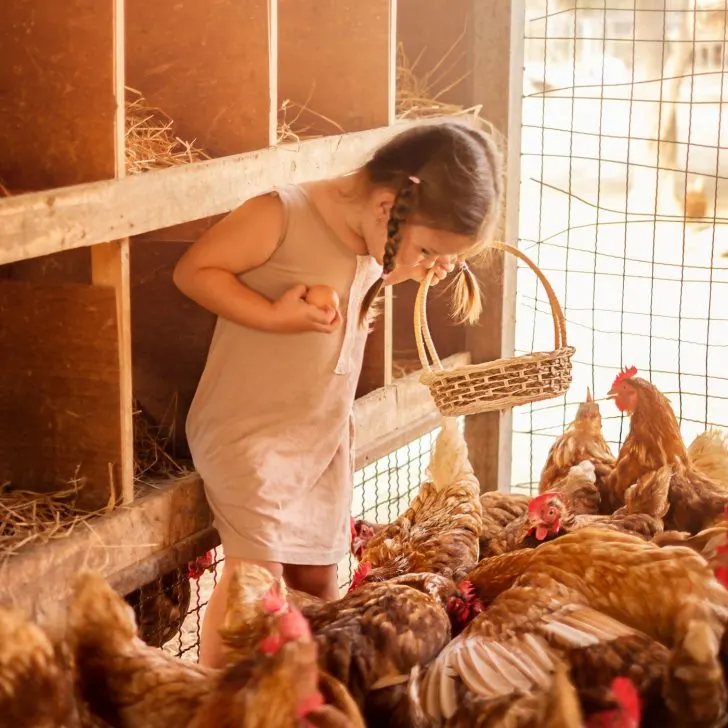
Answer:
[
  {"xmin": 512, "ymin": 0, "xmax": 728, "ymax": 495},
  {"xmin": 129, "ymin": 427, "xmax": 443, "ymax": 661}
]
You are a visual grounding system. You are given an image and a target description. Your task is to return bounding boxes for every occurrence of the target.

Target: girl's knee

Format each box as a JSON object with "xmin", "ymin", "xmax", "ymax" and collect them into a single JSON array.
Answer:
[
  {"xmin": 284, "ymin": 564, "xmax": 337, "ymax": 598},
  {"xmin": 221, "ymin": 556, "xmax": 283, "ymax": 583}
]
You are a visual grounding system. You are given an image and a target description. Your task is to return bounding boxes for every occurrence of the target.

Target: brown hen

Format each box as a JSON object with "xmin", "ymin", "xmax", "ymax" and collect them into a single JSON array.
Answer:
[
  {"xmin": 0, "ymin": 604, "xmax": 100, "ymax": 728},
  {"xmin": 481, "ymin": 461, "xmax": 605, "ymax": 557},
  {"xmin": 607, "ymin": 367, "xmax": 728, "ymax": 532},
  {"xmin": 66, "ymin": 571, "xmax": 214, "ymax": 728},
  {"xmin": 222, "ymin": 566, "xmax": 462, "ymax": 713},
  {"xmin": 539, "ymin": 387, "xmax": 616, "ymax": 513},
  {"xmin": 191, "ymin": 598, "xmax": 362, "ymax": 728},
  {"xmin": 422, "ymin": 528, "xmax": 728, "ymax": 727},
  {"xmin": 354, "ymin": 417, "xmax": 482, "ymax": 583}
]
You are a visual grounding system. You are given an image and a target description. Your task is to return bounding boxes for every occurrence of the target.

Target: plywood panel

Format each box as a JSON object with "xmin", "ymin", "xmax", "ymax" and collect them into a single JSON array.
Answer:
[
  {"xmin": 397, "ymin": 0, "xmax": 472, "ymax": 108},
  {"xmin": 0, "ymin": 281, "xmax": 121, "ymax": 510},
  {"xmin": 130, "ymin": 239, "xmax": 217, "ymax": 453},
  {"xmin": 0, "ymin": 0, "xmax": 116, "ymax": 190},
  {"xmin": 125, "ymin": 0, "xmax": 273, "ymax": 156},
  {"xmin": 278, "ymin": 0, "xmax": 392, "ymax": 135}
]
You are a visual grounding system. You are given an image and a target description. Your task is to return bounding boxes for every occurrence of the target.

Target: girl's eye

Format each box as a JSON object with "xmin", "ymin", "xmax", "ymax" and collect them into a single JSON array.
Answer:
[{"xmin": 420, "ymin": 248, "xmax": 431, "ymax": 257}]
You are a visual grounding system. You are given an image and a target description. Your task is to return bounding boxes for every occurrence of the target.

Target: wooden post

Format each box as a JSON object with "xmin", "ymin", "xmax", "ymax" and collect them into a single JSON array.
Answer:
[
  {"xmin": 463, "ymin": 0, "xmax": 525, "ymax": 492},
  {"xmin": 90, "ymin": 0, "xmax": 134, "ymax": 504}
]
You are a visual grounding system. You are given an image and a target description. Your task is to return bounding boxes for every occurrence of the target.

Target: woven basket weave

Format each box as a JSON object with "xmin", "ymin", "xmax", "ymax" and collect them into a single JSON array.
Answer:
[{"xmin": 415, "ymin": 241, "xmax": 575, "ymax": 417}]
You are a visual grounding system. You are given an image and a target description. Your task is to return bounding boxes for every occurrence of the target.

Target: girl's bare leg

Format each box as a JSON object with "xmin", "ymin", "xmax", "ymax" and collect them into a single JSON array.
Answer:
[
  {"xmin": 199, "ymin": 556, "xmax": 282, "ymax": 668},
  {"xmin": 283, "ymin": 563, "xmax": 339, "ymax": 601}
]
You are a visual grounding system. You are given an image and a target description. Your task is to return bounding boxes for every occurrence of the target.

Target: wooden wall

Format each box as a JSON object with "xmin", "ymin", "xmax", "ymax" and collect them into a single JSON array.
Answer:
[{"xmin": 0, "ymin": 0, "xmax": 522, "ymax": 511}]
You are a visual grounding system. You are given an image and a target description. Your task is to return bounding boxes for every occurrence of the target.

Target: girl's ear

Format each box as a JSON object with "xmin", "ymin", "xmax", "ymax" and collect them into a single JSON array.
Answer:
[{"xmin": 372, "ymin": 188, "xmax": 396, "ymax": 222}]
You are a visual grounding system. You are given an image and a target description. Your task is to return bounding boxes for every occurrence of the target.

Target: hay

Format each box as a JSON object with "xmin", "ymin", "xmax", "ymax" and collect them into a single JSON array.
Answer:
[
  {"xmin": 277, "ymin": 95, "xmax": 344, "ymax": 145},
  {"xmin": 133, "ymin": 397, "xmax": 191, "ymax": 489},
  {"xmin": 0, "ymin": 478, "xmax": 113, "ymax": 561},
  {"xmin": 125, "ymin": 86, "xmax": 211, "ymax": 175},
  {"xmin": 396, "ymin": 35, "xmax": 479, "ymax": 121}
]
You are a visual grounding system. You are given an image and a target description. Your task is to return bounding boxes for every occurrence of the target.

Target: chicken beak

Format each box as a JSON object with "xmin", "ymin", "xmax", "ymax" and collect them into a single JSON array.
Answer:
[{"xmin": 586, "ymin": 386, "xmax": 593, "ymax": 402}]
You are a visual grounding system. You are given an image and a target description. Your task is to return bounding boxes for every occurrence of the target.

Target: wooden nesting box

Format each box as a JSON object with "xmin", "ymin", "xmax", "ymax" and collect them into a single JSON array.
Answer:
[{"xmin": 0, "ymin": 0, "xmax": 523, "ymax": 612}]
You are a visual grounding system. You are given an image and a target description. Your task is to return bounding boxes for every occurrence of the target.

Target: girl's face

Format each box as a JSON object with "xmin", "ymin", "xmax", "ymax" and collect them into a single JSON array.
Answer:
[{"xmin": 362, "ymin": 188, "xmax": 475, "ymax": 270}]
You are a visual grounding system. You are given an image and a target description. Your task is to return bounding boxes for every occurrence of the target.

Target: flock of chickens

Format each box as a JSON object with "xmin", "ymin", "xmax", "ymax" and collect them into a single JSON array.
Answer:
[{"xmin": 5, "ymin": 365, "xmax": 728, "ymax": 728}]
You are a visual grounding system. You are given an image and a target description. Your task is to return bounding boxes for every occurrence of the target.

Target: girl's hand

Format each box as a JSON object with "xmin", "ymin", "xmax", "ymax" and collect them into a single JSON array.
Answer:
[
  {"xmin": 408, "ymin": 255, "xmax": 457, "ymax": 286},
  {"xmin": 269, "ymin": 284, "xmax": 341, "ymax": 334}
]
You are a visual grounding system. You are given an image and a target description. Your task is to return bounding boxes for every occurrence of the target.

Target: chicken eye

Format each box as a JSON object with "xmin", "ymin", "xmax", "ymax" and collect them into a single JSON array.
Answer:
[{"xmin": 547, "ymin": 508, "xmax": 555, "ymax": 517}]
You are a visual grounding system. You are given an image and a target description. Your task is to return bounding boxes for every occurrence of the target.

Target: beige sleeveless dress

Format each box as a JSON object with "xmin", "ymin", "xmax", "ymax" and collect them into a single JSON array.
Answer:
[{"xmin": 186, "ymin": 184, "xmax": 382, "ymax": 565}]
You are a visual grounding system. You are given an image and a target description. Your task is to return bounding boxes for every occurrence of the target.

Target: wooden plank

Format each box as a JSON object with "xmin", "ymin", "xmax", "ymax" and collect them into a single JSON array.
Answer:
[
  {"xmin": 278, "ymin": 0, "xmax": 392, "ymax": 135},
  {"xmin": 353, "ymin": 351, "xmax": 470, "ymax": 465},
  {"xmin": 125, "ymin": 0, "xmax": 272, "ymax": 156},
  {"xmin": 0, "ymin": 124, "xmax": 423, "ymax": 266},
  {"xmin": 0, "ymin": 475, "xmax": 211, "ymax": 616},
  {"xmin": 92, "ymin": 242, "xmax": 134, "ymax": 503},
  {"xmin": 0, "ymin": 0, "xmax": 116, "ymax": 190},
  {"xmin": 0, "ymin": 281, "xmax": 121, "ymax": 511},
  {"xmin": 463, "ymin": 0, "xmax": 525, "ymax": 493}
]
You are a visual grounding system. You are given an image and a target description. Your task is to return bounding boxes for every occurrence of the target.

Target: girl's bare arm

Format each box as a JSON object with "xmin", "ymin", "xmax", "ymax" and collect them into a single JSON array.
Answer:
[{"xmin": 173, "ymin": 194, "xmax": 338, "ymax": 333}]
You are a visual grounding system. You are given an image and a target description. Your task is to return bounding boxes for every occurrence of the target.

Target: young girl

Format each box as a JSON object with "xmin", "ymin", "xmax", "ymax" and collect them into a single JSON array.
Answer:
[{"xmin": 173, "ymin": 119, "xmax": 503, "ymax": 667}]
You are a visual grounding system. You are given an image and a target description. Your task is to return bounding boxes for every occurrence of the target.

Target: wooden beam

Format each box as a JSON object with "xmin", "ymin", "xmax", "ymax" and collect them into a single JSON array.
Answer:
[
  {"xmin": 463, "ymin": 0, "xmax": 525, "ymax": 493},
  {"xmin": 0, "ymin": 359, "xmax": 464, "ymax": 614},
  {"xmin": 0, "ymin": 124, "xmax": 420, "ymax": 266},
  {"xmin": 354, "ymin": 352, "xmax": 470, "ymax": 468},
  {"xmin": 0, "ymin": 475, "xmax": 211, "ymax": 616}
]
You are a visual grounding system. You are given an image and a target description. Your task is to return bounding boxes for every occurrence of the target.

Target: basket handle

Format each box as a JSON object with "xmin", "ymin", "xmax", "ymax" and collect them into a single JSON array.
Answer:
[{"xmin": 413, "ymin": 241, "xmax": 569, "ymax": 374}]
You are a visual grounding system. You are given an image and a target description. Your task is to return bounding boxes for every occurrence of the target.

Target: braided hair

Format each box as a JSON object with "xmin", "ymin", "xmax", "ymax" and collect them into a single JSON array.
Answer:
[
  {"xmin": 358, "ymin": 176, "xmax": 419, "ymax": 325},
  {"xmin": 357, "ymin": 119, "xmax": 503, "ymax": 327}
]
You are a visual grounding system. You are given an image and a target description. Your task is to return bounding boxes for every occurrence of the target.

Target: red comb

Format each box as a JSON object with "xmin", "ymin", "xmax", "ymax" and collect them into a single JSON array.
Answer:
[
  {"xmin": 612, "ymin": 677, "xmax": 641, "ymax": 723},
  {"xmin": 348, "ymin": 561, "xmax": 372, "ymax": 592},
  {"xmin": 350, "ymin": 516, "xmax": 357, "ymax": 541},
  {"xmin": 527, "ymin": 491, "xmax": 558, "ymax": 514},
  {"xmin": 611, "ymin": 366, "xmax": 638, "ymax": 390}
]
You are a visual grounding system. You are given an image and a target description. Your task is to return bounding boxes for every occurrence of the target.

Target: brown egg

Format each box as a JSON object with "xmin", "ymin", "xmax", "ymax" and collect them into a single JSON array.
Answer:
[{"xmin": 305, "ymin": 285, "xmax": 340, "ymax": 323}]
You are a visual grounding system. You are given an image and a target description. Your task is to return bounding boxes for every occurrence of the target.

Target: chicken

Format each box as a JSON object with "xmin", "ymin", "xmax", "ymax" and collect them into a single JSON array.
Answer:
[
  {"xmin": 412, "ymin": 657, "xmax": 587, "ymax": 727},
  {"xmin": 191, "ymin": 599, "xmax": 362, "ymax": 728},
  {"xmin": 607, "ymin": 366, "xmax": 728, "ymax": 532},
  {"xmin": 66, "ymin": 571, "xmax": 213, "ymax": 728},
  {"xmin": 352, "ymin": 416, "xmax": 482, "ymax": 584},
  {"xmin": 219, "ymin": 562, "xmax": 323, "ymax": 661},
  {"xmin": 526, "ymin": 488, "xmax": 663, "ymax": 544},
  {"xmin": 422, "ymin": 528, "xmax": 728, "ymax": 727},
  {"xmin": 539, "ymin": 387, "xmax": 616, "ymax": 513},
  {"xmin": 480, "ymin": 461, "xmax": 605, "ymax": 557},
  {"xmin": 477, "ymin": 491, "xmax": 542, "ymax": 557},
  {"xmin": 653, "ymin": 523, "xmax": 728, "ymax": 562},
  {"xmin": 222, "ymin": 565, "xmax": 476, "ymax": 713},
  {"xmin": 350, "ymin": 517, "xmax": 386, "ymax": 561},
  {"xmin": 687, "ymin": 428, "xmax": 728, "ymax": 486},
  {"xmin": 0, "ymin": 604, "xmax": 91, "ymax": 728}
]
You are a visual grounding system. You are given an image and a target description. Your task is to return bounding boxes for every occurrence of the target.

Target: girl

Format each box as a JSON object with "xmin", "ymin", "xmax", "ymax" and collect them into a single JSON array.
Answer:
[{"xmin": 173, "ymin": 119, "xmax": 503, "ymax": 667}]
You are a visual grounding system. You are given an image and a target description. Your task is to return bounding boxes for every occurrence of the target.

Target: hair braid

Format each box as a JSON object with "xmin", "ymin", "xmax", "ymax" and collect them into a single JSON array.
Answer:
[{"xmin": 358, "ymin": 179, "xmax": 417, "ymax": 326}]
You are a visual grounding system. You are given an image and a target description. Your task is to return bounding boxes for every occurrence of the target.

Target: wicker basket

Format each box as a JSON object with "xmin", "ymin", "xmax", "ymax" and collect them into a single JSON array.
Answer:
[{"xmin": 415, "ymin": 241, "xmax": 575, "ymax": 417}]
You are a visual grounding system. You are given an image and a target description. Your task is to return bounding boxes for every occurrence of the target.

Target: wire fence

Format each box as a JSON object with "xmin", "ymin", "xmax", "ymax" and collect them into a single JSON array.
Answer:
[
  {"xmin": 512, "ymin": 0, "xmax": 728, "ymax": 494},
  {"xmin": 129, "ymin": 427, "xmax": 442, "ymax": 661}
]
